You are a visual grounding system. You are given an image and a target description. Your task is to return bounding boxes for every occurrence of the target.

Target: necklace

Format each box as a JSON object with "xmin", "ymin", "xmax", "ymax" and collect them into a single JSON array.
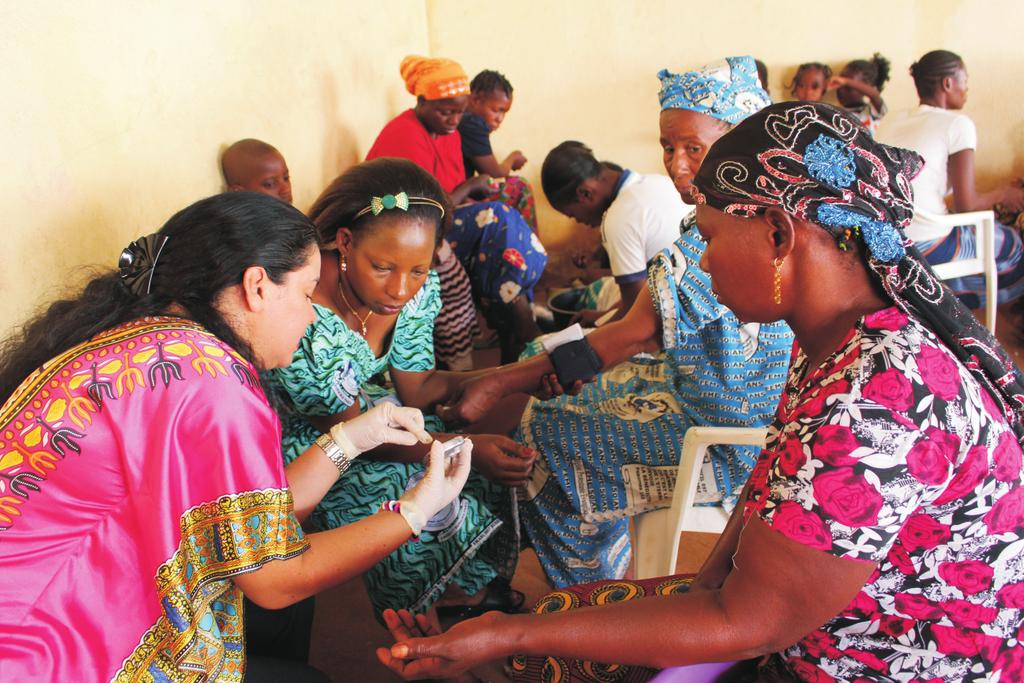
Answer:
[{"xmin": 337, "ymin": 277, "xmax": 373, "ymax": 337}]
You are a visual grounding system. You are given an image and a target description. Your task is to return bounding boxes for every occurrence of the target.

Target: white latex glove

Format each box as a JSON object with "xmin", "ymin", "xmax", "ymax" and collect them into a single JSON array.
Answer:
[
  {"xmin": 330, "ymin": 403, "xmax": 432, "ymax": 458},
  {"xmin": 400, "ymin": 438, "xmax": 473, "ymax": 521}
]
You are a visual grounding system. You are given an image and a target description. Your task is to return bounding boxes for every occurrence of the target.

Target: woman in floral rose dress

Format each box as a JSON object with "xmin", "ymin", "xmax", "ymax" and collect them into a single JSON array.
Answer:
[{"xmin": 377, "ymin": 102, "xmax": 1024, "ymax": 683}]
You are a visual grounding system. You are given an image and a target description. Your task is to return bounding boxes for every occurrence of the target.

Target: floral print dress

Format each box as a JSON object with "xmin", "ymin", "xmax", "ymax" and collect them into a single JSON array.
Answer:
[
  {"xmin": 745, "ymin": 306, "xmax": 1024, "ymax": 682},
  {"xmin": 449, "ymin": 201, "xmax": 547, "ymax": 307}
]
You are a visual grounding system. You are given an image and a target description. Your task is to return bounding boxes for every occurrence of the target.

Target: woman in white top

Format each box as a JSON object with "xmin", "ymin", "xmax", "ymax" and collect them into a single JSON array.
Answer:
[
  {"xmin": 880, "ymin": 49, "xmax": 1024, "ymax": 307},
  {"xmin": 540, "ymin": 141, "xmax": 687, "ymax": 323}
]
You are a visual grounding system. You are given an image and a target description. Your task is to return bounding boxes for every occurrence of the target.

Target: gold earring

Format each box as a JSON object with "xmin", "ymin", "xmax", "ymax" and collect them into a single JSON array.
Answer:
[
  {"xmin": 773, "ymin": 257, "xmax": 784, "ymax": 305},
  {"xmin": 340, "ymin": 254, "xmax": 347, "ymax": 272}
]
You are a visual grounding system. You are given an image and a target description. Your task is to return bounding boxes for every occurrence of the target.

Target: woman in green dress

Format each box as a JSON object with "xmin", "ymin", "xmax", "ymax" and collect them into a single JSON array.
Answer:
[{"xmin": 264, "ymin": 158, "xmax": 535, "ymax": 619}]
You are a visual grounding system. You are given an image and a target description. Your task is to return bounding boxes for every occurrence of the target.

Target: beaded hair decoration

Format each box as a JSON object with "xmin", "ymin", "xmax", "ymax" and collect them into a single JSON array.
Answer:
[{"xmin": 354, "ymin": 192, "xmax": 445, "ymax": 220}]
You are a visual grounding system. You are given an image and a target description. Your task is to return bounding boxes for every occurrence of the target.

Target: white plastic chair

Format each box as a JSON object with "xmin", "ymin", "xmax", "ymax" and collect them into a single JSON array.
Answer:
[
  {"xmin": 633, "ymin": 426, "xmax": 768, "ymax": 580},
  {"xmin": 916, "ymin": 209, "xmax": 997, "ymax": 333}
]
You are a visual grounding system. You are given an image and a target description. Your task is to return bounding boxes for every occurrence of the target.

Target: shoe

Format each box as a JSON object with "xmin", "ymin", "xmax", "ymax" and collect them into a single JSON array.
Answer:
[{"xmin": 436, "ymin": 579, "xmax": 526, "ymax": 620}]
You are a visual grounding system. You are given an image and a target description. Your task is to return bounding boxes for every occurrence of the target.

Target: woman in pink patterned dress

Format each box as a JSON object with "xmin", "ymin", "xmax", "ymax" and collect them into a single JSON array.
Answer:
[
  {"xmin": 0, "ymin": 192, "xmax": 471, "ymax": 682},
  {"xmin": 378, "ymin": 102, "xmax": 1024, "ymax": 683}
]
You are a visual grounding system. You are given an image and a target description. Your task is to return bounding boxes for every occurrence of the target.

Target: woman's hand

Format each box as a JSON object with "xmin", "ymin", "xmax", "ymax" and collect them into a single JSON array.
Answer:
[
  {"xmin": 466, "ymin": 173, "xmax": 494, "ymax": 200},
  {"xmin": 470, "ymin": 434, "xmax": 537, "ymax": 486},
  {"xmin": 507, "ymin": 150, "xmax": 528, "ymax": 172},
  {"xmin": 999, "ymin": 182, "xmax": 1024, "ymax": 213},
  {"xmin": 400, "ymin": 438, "xmax": 473, "ymax": 520},
  {"xmin": 377, "ymin": 609, "xmax": 510, "ymax": 680},
  {"xmin": 570, "ymin": 308, "xmax": 610, "ymax": 328},
  {"xmin": 330, "ymin": 402, "xmax": 432, "ymax": 457},
  {"xmin": 536, "ymin": 372, "xmax": 585, "ymax": 400},
  {"xmin": 436, "ymin": 375, "xmax": 506, "ymax": 425}
]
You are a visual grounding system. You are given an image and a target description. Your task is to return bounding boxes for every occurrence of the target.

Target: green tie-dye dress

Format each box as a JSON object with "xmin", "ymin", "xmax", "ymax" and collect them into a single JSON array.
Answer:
[{"xmin": 263, "ymin": 272, "xmax": 515, "ymax": 617}]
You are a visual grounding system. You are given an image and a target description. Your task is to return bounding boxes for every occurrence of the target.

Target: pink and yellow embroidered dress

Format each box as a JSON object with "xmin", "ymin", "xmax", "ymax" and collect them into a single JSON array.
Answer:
[{"xmin": 0, "ymin": 317, "xmax": 308, "ymax": 682}]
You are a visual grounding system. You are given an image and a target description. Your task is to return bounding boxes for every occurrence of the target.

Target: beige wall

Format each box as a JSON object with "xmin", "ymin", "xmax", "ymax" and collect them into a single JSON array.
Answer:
[
  {"xmin": 428, "ymin": 0, "xmax": 1024, "ymax": 262},
  {"xmin": 0, "ymin": 1, "xmax": 429, "ymax": 331},
  {"xmin": 3, "ymin": 0, "xmax": 1022, "ymax": 331}
]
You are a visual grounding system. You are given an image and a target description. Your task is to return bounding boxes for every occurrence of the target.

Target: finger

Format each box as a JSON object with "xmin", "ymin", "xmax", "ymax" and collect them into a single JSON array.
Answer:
[
  {"xmin": 425, "ymin": 439, "xmax": 445, "ymax": 480},
  {"xmin": 435, "ymin": 402, "xmax": 466, "ymax": 426},
  {"xmin": 391, "ymin": 635, "xmax": 449, "ymax": 660},
  {"xmin": 497, "ymin": 438, "xmax": 537, "ymax": 461},
  {"xmin": 382, "ymin": 609, "xmax": 414, "ymax": 641},
  {"xmin": 398, "ymin": 609, "xmax": 424, "ymax": 637},
  {"xmin": 381, "ymin": 646, "xmax": 454, "ymax": 679},
  {"xmin": 547, "ymin": 374, "xmax": 566, "ymax": 396},
  {"xmin": 375, "ymin": 646, "xmax": 409, "ymax": 676},
  {"xmin": 449, "ymin": 439, "xmax": 473, "ymax": 482},
  {"xmin": 540, "ymin": 374, "xmax": 555, "ymax": 399},
  {"xmin": 414, "ymin": 611, "xmax": 439, "ymax": 637},
  {"xmin": 390, "ymin": 406, "xmax": 432, "ymax": 444}
]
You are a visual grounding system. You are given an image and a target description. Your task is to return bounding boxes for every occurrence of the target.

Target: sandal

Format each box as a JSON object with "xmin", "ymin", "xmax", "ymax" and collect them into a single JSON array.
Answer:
[{"xmin": 436, "ymin": 578, "xmax": 526, "ymax": 620}]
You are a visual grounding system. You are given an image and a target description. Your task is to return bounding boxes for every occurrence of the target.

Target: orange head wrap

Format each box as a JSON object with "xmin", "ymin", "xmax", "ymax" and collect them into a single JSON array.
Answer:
[{"xmin": 400, "ymin": 55, "xmax": 470, "ymax": 100}]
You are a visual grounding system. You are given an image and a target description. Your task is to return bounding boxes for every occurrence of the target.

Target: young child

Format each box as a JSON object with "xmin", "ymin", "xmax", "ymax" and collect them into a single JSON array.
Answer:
[
  {"xmin": 220, "ymin": 138, "xmax": 292, "ymax": 204},
  {"xmin": 830, "ymin": 53, "xmax": 891, "ymax": 136},
  {"xmin": 460, "ymin": 70, "xmax": 526, "ymax": 180},
  {"xmin": 458, "ymin": 69, "xmax": 538, "ymax": 232},
  {"xmin": 787, "ymin": 62, "xmax": 832, "ymax": 102}
]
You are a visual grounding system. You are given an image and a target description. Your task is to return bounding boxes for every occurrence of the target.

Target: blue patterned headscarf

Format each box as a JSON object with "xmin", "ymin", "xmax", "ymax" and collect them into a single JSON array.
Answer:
[
  {"xmin": 658, "ymin": 56, "xmax": 771, "ymax": 125},
  {"xmin": 693, "ymin": 100, "xmax": 1024, "ymax": 435}
]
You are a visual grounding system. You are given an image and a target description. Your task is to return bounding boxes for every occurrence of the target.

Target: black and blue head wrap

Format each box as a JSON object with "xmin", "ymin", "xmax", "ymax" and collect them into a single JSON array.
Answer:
[{"xmin": 693, "ymin": 101, "xmax": 1024, "ymax": 436}]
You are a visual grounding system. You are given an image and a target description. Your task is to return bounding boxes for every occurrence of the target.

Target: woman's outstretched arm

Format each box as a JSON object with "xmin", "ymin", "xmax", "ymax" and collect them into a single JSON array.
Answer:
[{"xmin": 378, "ymin": 515, "xmax": 874, "ymax": 679}]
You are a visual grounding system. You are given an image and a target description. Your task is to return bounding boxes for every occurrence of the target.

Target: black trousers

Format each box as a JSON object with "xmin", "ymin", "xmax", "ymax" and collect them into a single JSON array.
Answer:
[{"xmin": 243, "ymin": 595, "xmax": 329, "ymax": 682}]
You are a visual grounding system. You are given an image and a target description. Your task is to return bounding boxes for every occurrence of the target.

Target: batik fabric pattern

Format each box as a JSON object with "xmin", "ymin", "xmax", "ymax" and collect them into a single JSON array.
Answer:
[
  {"xmin": 744, "ymin": 307, "xmax": 1024, "ymax": 682},
  {"xmin": 517, "ymin": 221, "xmax": 793, "ymax": 587},
  {"xmin": 509, "ymin": 574, "xmax": 694, "ymax": 683},
  {"xmin": 657, "ymin": 56, "xmax": 770, "ymax": 123},
  {"xmin": 449, "ymin": 201, "xmax": 548, "ymax": 306},
  {"xmin": 488, "ymin": 176, "xmax": 538, "ymax": 232},
  {"xmin": 0, "ymin": 317, "xmax": 307, "ymax": 682},
  {"xmin": 263, "ymin": 273, "xmax": 515, "ymax": 618}
]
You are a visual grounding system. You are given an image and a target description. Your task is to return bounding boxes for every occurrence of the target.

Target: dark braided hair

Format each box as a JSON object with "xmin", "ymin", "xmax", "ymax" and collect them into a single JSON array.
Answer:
[
  {"xmin": 0, "ymin": 193, "xmax": 317, "ymax": 403},
  {"xmin": 910, "ymin": 50, "xmax": 964, "ymax": 98},
  {"xmin": 470, "ymin": 69, "xmax": 513, "ymax": 98},
  {"xmin": 844, "ymin": 52, "xmax": 891, "ymax": 90},
  {"xmin": 541, "ymin": 141, "xmax": 623, "ymax": 209},
  {"xmin": 786, "ymin": 62, "xmax": 832, "ymax": 96}
]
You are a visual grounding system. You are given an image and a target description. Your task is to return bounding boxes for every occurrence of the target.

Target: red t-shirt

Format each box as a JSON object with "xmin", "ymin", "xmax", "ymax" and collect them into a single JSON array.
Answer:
[{"xmin": 366, "ymin": 109, "xmax": 465, "ymax": 194}]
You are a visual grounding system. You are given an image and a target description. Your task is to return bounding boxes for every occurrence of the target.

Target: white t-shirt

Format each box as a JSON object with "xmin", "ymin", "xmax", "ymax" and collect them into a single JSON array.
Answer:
[
  {"xmin": 877, "ymin": 104, "xmax": 977, "ymax": 243},
  {"xmin": 601, "ymin": 172, "xmax": 688, "ymax": 281}
]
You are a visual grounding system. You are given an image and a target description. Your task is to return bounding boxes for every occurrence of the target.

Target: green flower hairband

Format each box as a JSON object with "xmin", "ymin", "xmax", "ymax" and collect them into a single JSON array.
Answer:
[{"xmin": 354, "ymin": 192, "xmax": 446, "ymax": 220}]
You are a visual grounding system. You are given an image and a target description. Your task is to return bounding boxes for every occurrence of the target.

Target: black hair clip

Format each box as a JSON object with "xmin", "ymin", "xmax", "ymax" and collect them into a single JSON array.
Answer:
[{"xmin": 118, "ymin": 233, "xmax": 169, "ymax": 296}]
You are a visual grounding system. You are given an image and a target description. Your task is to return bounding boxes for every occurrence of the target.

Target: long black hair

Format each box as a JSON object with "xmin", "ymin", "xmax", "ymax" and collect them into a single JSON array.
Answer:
[
  {"xmin": 307, "ymin": 157, "xmax": 451, "ymax": 248},
  {"xmin": 540, "ymin": 141, "xmax": 623, "ymax": 209},
  {"xmin": 0, "ymin": 192, "xmax": 316, "ymax": 403},
  {"xmin": 910, "ymin": 50, "xmax": 964, "ymax": 98}
]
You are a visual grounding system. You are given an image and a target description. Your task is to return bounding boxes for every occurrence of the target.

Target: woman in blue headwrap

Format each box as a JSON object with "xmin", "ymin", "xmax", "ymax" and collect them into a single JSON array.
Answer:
[
  {"xmin": 379, "ymin": 101, "xmax": 1024, "ymax": 683},
  {"xmin": 439, "ymin": 57, "xmax": 793, "ymax": 592}
]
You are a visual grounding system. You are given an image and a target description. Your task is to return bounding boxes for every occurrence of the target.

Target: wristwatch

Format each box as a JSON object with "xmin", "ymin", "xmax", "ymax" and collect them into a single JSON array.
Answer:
[{"xmin": 315, "ymin": 432, "xmax": 353, "ymax": 476}]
